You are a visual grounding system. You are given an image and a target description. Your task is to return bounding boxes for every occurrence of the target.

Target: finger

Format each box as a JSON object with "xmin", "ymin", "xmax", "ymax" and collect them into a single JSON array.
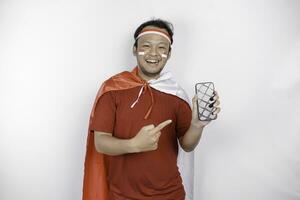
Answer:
[
  {"xmin": 192, "ymin": 94, "xmax": 198, "ymax": 103},
  {"xmin": 215, "ymin": 94, "xmax": 219, "ymax": 101},
  {"xmin": 192, "ymin": 95, "xmax": 197, "ymax": 106},
  {"xmin": 210, "ymin": 95, "xmax": 217, "ymax": 101},
  {"xmin": 213, "ymin": 91, "xmax": 219, "ymax": 100},
  {"xmin": 213, "ymin": 100, "xmax": 220, "ymax": 107},
  {"xmin": 152, "ymin": 119, "xmax": 172, "ymax": 133},
  {"xmin": 209, "ymin": 100, "xmax": 220, "ymax": 108},
  {"xmin": 192, "ymin": 95, "xmax": 199, "ymax": 119},
  {"xmin": 213, "ymin": 107, "xmax": 221, "ymax": 115}
]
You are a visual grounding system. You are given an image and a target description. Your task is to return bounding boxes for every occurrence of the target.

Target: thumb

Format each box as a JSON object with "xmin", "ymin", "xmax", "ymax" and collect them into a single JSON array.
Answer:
[{"xmin": 192, "ymin": 95, "xmax": 199, "ymax": 119}]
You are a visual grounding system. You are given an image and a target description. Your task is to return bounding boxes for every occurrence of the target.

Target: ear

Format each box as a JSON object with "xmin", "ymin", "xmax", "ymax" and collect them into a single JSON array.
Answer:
[{"xmin": 133, "ymin": 45, "xmax": 137, "ymax": 56}]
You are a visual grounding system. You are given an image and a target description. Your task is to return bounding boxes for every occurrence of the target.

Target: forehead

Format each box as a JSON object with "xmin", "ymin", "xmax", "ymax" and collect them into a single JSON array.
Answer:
[{"xmin": 137, "ymin": 26, "xmax": 170, "ymax": 45}]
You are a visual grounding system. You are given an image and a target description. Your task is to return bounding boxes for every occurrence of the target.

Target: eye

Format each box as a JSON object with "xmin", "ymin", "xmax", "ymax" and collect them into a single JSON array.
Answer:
[
  {"xmin": 142, "ymin": 44, "xmax": 150, "ymax": 48},
  {"xmin": 159, "ymin": 46, "xmax": 166, "ymax": 49}
]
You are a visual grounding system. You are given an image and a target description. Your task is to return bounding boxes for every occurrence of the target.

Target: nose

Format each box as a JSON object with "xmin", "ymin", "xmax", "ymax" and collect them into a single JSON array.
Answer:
[{"xmin": 149, "ymin": 46, "xmax": 158, "ymax": 56}]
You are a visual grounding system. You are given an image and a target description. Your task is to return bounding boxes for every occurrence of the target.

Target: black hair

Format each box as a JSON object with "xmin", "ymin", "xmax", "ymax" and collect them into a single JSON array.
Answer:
[{"xmin": 133, "ymin": 18, "xmax": 174, "ymax": 48}]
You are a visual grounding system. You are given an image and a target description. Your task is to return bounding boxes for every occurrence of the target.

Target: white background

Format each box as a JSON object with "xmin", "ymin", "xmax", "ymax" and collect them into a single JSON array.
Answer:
[{"xmin": 1, "ymin": 0, "xmax": 299, "ymax": 200}]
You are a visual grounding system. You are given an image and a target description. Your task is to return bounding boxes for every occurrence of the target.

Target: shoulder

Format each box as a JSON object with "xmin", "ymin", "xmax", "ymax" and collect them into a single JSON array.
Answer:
[{"xmin": 98, "ymin": 69, "xmax": 136, "ymax": 94}]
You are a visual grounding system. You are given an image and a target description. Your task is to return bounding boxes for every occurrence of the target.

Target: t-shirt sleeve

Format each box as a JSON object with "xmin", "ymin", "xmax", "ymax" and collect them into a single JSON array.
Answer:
[
  {"xmin": 176, "ymin": 99, "xmax": 192, "ymax": 139},
  {"xmin": 90, "ymin": 91, "xmax": 116, "ymax": 134}
]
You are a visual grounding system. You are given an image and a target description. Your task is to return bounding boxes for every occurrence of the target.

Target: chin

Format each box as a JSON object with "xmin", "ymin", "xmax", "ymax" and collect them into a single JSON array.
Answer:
[{"xmin": 141, "ymin": 65, "xmax": 163, "ymax": 77}]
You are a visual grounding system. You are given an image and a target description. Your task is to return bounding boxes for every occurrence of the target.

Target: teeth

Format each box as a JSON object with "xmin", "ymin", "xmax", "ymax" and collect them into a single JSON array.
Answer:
[{"xmin": 146, "ymin": 60, "xmax": 158, "ymax": 63}]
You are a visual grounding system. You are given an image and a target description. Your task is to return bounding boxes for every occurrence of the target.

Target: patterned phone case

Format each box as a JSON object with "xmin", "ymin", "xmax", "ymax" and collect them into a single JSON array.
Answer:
[{"xmin": 195, "ymin": 82, "xmax": 217, "ymax": 121}]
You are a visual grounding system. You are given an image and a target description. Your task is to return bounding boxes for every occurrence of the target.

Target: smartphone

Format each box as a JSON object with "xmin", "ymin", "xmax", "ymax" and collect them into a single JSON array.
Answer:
[{"xmin": 195, "ymin": 82, "xmax": 217, "ymax": 121}]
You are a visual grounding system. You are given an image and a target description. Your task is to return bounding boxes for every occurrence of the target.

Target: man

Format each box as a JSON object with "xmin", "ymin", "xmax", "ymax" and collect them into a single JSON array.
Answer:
[{"xmin": 83, "ymin": 19, "xmax": 221, "ymax": 200}]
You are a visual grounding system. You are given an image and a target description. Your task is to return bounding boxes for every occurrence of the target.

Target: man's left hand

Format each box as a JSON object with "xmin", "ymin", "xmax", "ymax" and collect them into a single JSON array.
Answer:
[{"xmin": 191, "ymin": 90, "xmax": 221, "ymax": 128}]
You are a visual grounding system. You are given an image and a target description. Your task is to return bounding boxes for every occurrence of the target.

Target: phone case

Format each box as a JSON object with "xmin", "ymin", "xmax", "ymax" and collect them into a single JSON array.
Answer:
[{"xmin": 195, "ymin": 82, "xmax": 217, "ymax": 121}]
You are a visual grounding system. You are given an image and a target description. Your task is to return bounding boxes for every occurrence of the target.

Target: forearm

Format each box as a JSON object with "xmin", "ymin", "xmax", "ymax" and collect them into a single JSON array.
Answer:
[
  {"xmin": 180, "ymin": 124, "xmax": 204, "ymax": 152},
  {"xmin": 94, "ymin": 134, "xmax": 135, "ymax": 156}
]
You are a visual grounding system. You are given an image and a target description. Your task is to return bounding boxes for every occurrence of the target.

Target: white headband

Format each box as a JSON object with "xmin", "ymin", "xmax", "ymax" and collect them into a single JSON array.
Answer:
[{"xmin": 137, "ymin": 31, "xmax": 172, "ymax": 44}]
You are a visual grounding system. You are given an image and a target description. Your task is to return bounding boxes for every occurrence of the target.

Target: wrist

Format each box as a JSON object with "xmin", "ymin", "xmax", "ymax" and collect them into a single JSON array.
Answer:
[
  {"xmin": 190, "ymin": 121, "xmax": 205, "ymax": 130},
  {"xmin": 127, "ymin": 138, "xmax": 139, "ymax": 153}
]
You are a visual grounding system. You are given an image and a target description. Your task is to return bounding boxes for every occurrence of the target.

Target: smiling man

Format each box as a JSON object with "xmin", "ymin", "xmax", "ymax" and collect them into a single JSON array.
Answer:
[
  {"xmin": 133, "ymin": 26, "xmax": 171, "ymax": 79},
  {"xmin": 82, "ymin": 19, "xmax": 221, "ymax": 200}
]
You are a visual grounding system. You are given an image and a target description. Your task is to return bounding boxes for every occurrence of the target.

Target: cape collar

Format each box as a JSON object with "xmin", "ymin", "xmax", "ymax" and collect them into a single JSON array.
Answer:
[{"xmin": 93, "ymin": 66, "xmax": 190, "ymax": 119}]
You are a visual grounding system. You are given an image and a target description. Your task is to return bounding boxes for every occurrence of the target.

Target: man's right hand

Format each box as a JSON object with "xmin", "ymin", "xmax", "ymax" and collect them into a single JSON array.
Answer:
[{"xmin": 130, "ymin": 119, "xmax": 172, "ymax": 153}]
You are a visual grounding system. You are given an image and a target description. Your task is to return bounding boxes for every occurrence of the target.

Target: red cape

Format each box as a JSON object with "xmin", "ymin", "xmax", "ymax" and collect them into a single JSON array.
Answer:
[{"xmin": 82, "ymin": 67, "xmax": 148, "ymax": 200}]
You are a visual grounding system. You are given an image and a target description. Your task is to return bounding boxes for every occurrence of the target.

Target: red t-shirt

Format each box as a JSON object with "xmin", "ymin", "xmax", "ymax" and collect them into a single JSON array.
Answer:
[{"xmin": 90, "ymin": 86, "xmax": 192, "ymax": 200}]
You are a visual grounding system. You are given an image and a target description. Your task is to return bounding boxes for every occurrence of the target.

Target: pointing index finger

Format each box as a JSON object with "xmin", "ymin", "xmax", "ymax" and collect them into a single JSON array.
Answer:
[{"xmin": 152, "ymin": 119, "xmax": 172, "ymax": 133}]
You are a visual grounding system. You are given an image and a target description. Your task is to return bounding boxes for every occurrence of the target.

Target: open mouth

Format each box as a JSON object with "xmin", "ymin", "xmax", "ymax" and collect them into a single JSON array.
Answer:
[{"xmin": 145, "ymin": 59, "xmax": 159, "ymax": 64}]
